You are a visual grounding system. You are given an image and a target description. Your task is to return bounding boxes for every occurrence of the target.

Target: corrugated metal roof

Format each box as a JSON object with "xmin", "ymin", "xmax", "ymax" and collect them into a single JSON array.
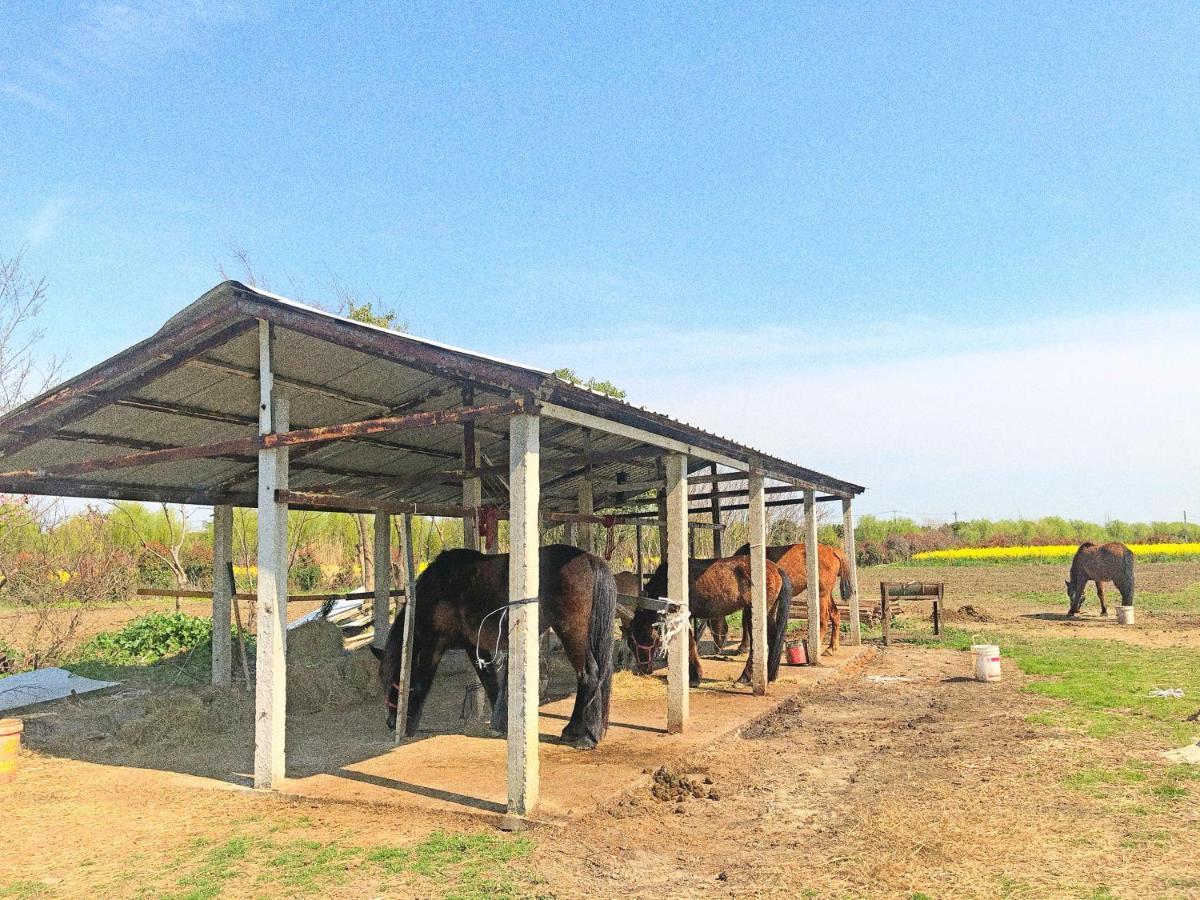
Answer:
[{"xmin": 0, "ymin": 281, "xmax": 864, "ymax": 511}]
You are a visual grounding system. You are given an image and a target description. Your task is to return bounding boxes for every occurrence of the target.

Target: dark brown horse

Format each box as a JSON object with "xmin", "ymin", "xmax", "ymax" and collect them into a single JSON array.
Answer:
[
  {"xmin": 1066, "ymin": 541, "xmax": 1135, "ymax": 616},
  {"xmin": 372, "ymin": 544, "xmax": 615, "ymax": 749},
  {"xmin": 625, "ymin": 556, "xmax": 791, "ymax": 687},
  {"xmin": 733, "ymin": 543, "xmax": 853, "ymax": 655}
]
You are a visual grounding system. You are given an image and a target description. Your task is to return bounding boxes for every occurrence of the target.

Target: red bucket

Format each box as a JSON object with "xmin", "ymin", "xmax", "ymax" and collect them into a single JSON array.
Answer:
[{"xmin": 786, "ymin": 644, "xmax": 807, "ymax": 666}]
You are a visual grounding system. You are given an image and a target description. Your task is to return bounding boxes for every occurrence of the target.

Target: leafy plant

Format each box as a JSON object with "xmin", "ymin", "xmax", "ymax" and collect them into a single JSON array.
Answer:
[{"xmin": 77, "ymin": 612, "xmax": 214, "ymax": 666}]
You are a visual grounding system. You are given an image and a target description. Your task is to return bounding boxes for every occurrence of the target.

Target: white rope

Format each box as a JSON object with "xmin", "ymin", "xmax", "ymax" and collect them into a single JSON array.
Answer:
[
  {"xmin": 474, "ymin": 596, "xmax": 539, "ymax": 670},
  {"xmin": 655, "ymin": 606, "xmax": 689, "ymax": 659}
]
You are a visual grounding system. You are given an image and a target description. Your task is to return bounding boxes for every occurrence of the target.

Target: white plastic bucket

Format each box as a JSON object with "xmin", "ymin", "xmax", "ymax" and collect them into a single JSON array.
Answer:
[
  {"xmin": 971, "ymin": 644, "xmax": 1001, "ymax": 683},
  {"xmin": 1116, "ymin": 605, "xmax": 1135, "ymax": 625}
]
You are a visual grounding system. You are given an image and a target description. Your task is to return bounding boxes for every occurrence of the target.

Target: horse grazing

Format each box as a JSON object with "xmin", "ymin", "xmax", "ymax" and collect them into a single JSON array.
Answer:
[
  {"xmin": 1066, "ymin": 541, "xmax": 1134, "ymax": 616},
  {"xmin": 372, "ymin": 544, "xmax": 616, "ymax": 749},
  {"xmin": 625, "ymin": 556, "xmax": 792, "ymax": 687},
  {"xmin": 733, "ymin": 543, "xmax": 853, "ymax": 655}
]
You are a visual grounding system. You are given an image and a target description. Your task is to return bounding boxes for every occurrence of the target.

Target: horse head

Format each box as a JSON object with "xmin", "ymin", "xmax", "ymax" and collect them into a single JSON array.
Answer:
[
  {"xmin": 625, "ymin": 608, "xmax": 660, "ymax": 675},
  {"xmin": 1065, "ymin": 580, "xmax": 1083, "ymax": 616},
  {"xmin": 369, "ymin": 638, "xmax": 402, "ymax": 731}
]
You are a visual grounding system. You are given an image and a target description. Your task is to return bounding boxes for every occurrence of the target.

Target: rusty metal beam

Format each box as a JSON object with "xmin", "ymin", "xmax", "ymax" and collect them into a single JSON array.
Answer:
[
  {"xmin": 0, "ymin": 400, "xmax": 524, "ymax": 482},
  {"xmin": 277, "ymin": 489, "xmax": 478, "ymax": 520},
  {"xmin": 0, "ymin": 320, "xmax": 255, "ymax": 460}
]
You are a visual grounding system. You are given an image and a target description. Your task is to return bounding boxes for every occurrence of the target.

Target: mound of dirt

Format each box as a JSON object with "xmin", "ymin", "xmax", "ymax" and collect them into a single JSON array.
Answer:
[
  {"xmin": 945, "ymin": 604, "xmax": 994, "ymax": 623},
  {"xmin": 650, "ymin": 765, "xmax": 719, "ymax": 802}
]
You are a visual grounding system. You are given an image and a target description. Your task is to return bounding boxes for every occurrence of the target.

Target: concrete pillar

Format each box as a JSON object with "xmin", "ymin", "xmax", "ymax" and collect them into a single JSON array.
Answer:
[
  {"xmin": 843, "ymin": 498, "xmax": 861, "ymax": 646},
  {"xmin": 577, "ymin": 480, "xmax": 594, "ymax": 554},
  {"xmin": 665, "ymin": 452, "xmax": 689, "ymax": 733},
  {"xmin": 211, "ymin": 504, "xmax": 233, "ymax": 688},
  {"xmin": 373, "ymin": 512, "xmax": 391, "ymax": 648},
  {"xmin": 507, "ymin": 413, "xmax": 540, "ymax": 816},
  {"xmin": 804, "ymin": 489, "xmax": 820, "ymax": 664},
  {"xmin": 254, "ymin": 320, "xmax": 289, "ymax": 789},
  {"xmin": 394, "ymin": 513, "xmax": 418, "ymax": 744},
  {"xmin": 748, "ymin": 467, "xmax": 768, "ymax": 694}
]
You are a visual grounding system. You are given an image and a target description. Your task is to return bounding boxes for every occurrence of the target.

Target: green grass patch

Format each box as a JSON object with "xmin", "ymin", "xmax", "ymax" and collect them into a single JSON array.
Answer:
[
  {"xmin": 0, "ymin": 882, "xmax": 50, "ymax": 899},
  {"xmin": 131, "ymin": 828, "xmax": 536, "ymax": 899},
  {"xmin": 904, "ymin": 626, "xmax": 1200, "ymax": 743}
]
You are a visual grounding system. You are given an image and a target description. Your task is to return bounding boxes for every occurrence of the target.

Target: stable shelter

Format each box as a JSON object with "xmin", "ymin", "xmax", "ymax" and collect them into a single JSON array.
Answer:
[{"xmin": 0, "ymin": 281, "xmax": 864, "ymax": 818}]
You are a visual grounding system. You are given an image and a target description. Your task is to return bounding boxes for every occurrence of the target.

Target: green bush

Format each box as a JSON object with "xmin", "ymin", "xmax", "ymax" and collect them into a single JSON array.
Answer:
[{"xmin": 78, "ymin": 612, "xmax": 214, "ymax": 666}]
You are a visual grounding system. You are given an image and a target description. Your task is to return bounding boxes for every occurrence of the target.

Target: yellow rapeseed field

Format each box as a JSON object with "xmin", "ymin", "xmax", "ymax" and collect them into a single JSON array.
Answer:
[{"xmin": 913, "ymin": 543, "xmax": 1200, "ymax": 563}]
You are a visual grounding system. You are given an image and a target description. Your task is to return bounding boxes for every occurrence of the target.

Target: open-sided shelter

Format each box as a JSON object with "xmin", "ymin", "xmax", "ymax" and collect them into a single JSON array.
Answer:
[{"xmin": 0, "ymin": 281, "xmax": 864, "ymax": 818}]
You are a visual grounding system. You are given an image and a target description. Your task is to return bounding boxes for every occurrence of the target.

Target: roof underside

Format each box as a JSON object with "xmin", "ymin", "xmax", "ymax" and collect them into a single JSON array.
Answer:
[{"xmin": 0, "ymin": 282, "xmax": 864, "ymax": 513}]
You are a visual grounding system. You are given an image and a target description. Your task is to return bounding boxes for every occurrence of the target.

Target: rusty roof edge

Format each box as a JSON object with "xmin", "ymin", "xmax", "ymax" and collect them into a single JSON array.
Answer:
[
  {"xmin": 0, "ymin": 280, "xmax": 865, "ymax": 498},
  {"xmin": 0, "ymin": 289, "xmax": 243, "ymax": 435},
  {"xmin": 543, "ymin": 381, "xmax": 866, "ymax": 497}
]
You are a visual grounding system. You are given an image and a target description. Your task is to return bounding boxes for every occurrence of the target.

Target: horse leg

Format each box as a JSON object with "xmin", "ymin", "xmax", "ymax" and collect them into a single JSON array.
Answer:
[
  {"xmin": 470, "ymin": 656, "xmax": 501, "ymax": 719},
  {"xmin": 405, "ymin": 639, "xmax": 448, "ymax": 737},
  {"xmin": 736, "ymin": 604, "xmax": 754, "ymax": 684},
  {"xmin": 827, "ymin": 585, "xmax": 841, "ymax": 654},
  {"xmin": 735, "ymin": 608, "xmax": 751, "ymax": 654},
  {"xmin": 712, "ymin": 616, "xmax": 729, "ymax": 653},
  {"xmin": 1096, "ymin": 580, "xmax": 1107, "ymax": 617},
  {"xmin": 688, "ymin": 628, "xmax": 703, "ymax": 687}
]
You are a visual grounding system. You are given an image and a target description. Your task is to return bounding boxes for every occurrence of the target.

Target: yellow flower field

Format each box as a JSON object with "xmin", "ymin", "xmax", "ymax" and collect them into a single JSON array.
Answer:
[{"xmin": 913, "ymin": 543, "xmax": 1200, "ymax": 564}]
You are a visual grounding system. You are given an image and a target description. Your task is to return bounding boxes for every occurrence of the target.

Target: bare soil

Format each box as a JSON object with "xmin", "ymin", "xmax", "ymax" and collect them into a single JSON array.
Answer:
[{"xmin": 2, "ymin": 561, "xmax": 1199, "ymax": 898}]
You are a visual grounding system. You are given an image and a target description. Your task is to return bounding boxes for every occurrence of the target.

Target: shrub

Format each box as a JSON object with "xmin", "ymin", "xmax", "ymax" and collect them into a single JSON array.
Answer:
[
  {"xmin": 78, "ymin": 612, "xmax": 213, "ymax": 666},
  {"xmin": 291, "ymin": 549, "xmax": 322, "ymax": 592}
]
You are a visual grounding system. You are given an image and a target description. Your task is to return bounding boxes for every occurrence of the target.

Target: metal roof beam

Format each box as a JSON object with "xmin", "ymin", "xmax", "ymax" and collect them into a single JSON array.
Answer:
[{"xmin": 0, "ymin": 400, "xmax": 523, "ymax": 482}]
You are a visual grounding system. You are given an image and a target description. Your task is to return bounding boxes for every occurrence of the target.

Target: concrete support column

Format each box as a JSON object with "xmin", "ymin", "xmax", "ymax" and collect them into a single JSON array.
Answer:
[
  {"xmin": 373, "ymin": 512, "xmax": 391, "ymax": 648},
  {"xmin": 211, "ymin": 504, "xmax": 233, "ymax": 688},
  {"xmin": 576, "ymin": 480, "xmax": 594, "ymax": 554},
  {"xmin": 394, "ymin": 513, "xmax": 418, "ymax": 744},
  {"xmin": 804, "ymin": 489, "xmax": 821, "ymax": 664},
  {"xmin": 254, "ymin": 321, "xmax": 289, "ymax": 789},
  {"xmin": 665, "ymin": 452, "xmax": 689, "ymax": 733},
  {"xmin": 748, "ymin": 467, "xmax": 768, "ymax": 694},
  {"xmin": 842, "ymin": 498, "xmax": 861, "ymax": 646},
  {"xmin": 507, "ymin": 412, "xmax": 540, "ymax": 817}
]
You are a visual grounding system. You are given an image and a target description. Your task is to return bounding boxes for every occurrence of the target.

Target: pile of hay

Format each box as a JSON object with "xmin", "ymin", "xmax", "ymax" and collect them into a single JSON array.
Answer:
[{"xmin": 286, "ymin": 619, "xmax": 380, "ymax": 714}]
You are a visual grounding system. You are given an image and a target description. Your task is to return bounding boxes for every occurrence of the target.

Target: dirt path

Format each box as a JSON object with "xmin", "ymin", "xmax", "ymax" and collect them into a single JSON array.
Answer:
[{"xmin": 531, "ymin": 644, "xmax": 1200, "ymax": 899}]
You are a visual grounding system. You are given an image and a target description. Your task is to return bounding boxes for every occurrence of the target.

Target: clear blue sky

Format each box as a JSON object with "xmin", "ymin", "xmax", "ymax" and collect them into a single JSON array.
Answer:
[{"xmin": 3, "ymin": 3, "xmax": 1197, "ymax": 523}]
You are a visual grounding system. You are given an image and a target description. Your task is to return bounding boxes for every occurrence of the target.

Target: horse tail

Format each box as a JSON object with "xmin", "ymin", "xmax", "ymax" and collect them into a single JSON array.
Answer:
[
  {"xmin": 1121, "ymin": 546, "xmax": 1136, "ymax": 606},
  {"xmin": 836, "ymin": 546, "xmax": 853, "ymax": 601},
  {"xmin": 767, "ymin": 571, "xmax": 792, "ymax": 683},
  {"xmin": 586, "ymin": 556, "xmax": 617, "ymax": 739}
]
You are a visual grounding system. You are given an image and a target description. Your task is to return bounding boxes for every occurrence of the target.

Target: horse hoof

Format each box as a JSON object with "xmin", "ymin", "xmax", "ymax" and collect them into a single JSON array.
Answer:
[
  {"xmin": 690, "ymin": 678, "xmax": 702, "ymax": 688},
  {"xmin": 563, "ymin": 734, "xmax": 597, "ymax": 750}
]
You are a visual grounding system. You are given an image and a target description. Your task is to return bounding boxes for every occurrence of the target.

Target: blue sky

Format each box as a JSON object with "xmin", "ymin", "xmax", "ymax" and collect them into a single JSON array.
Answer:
[{"xmin": 2, "ymin": 2, "xmax": 1197, "ymax": 522}]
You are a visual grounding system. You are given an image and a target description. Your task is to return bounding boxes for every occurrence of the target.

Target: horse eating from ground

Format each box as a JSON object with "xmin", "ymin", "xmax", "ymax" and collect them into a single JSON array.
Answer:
[
  {"xmin": 625, "ymin": 556, "xmax": 792, "ymax": 687},
  {"xmin": 372, "ymin": 544, "xmax": 616, "ymax": 749},
  {"xmin": 1066, "ymin": 541, "xmax": 1135, "ymax": 617},
  {"xmin": 732, "ymin": 543, "xmax": 853, "ymax": 655}
]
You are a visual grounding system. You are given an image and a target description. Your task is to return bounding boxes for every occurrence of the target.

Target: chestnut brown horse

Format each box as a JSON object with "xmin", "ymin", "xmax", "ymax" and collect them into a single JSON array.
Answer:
[
  {"xmin": 372, "ymin": 544, "xmax": 615, "ymax": 749},
  {"xmin": 1067, "ymin": 541, "xmax": 1135, "ymax": 616},
  {"xmin": 625, "ymin": 556, "xmax": 791, "ymax": 686},
  {"xmin": 733, "ymin": 543, "xmax": 853, "ymax": 655}
]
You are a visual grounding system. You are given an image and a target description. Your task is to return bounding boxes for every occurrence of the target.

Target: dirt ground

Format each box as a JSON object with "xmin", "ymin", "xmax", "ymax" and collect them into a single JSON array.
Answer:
[{"xmin": 2, "ymin": 561, "xmax": 1199, "ymax": 898}]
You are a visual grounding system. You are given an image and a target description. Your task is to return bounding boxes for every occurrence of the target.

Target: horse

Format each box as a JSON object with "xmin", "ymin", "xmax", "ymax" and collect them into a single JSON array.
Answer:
[
  {"xmin": 624, "ymin": 556, "xmax": 792, "ymax": 687},
  {"xmin": 1066, "ymin": 541, "xmax": 1135, "ymax": 616},
  {"xmin": 371, "ymin": 544, "xmax": 616, "ymax": 750},
  {"xmin": 732, "ymin": 543, "xmax": 853, "ymax": 655}
]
